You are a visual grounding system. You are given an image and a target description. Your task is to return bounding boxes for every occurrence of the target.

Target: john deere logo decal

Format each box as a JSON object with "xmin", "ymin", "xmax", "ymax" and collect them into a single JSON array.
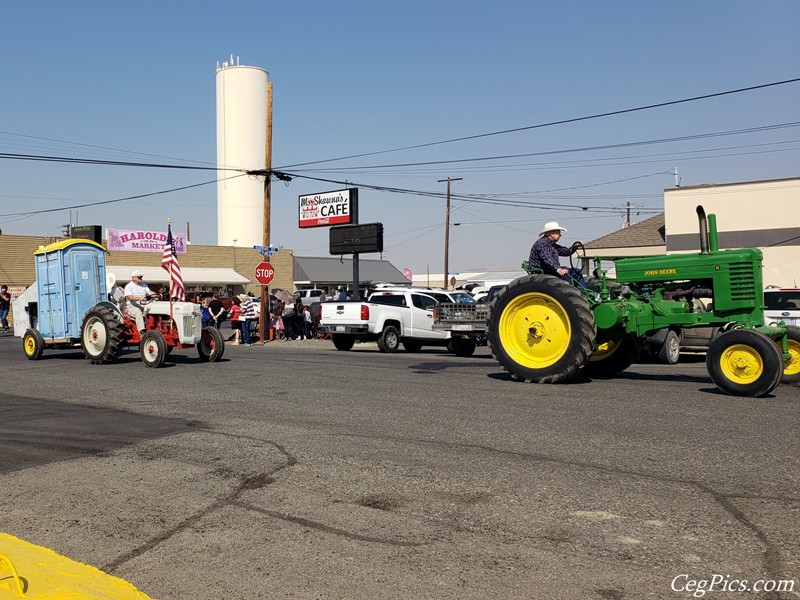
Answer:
[{"xmin": 643, "ymin": 268, "xmax": 677, "ymax": 276}]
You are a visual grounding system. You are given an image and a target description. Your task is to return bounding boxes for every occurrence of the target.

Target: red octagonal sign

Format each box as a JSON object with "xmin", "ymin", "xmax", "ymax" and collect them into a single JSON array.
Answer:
[{"xmin": 254, "ymin": 261, "xmax": 275, "ymax": 285}]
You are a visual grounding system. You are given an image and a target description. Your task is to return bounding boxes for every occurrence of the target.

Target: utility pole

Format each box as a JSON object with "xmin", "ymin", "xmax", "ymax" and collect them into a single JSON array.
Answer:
[
  {"xmin": 438, "ymin": 177, "xmax": 462, "ymax": 288},
  {"xmin": 260, "ymin": 80, "xmax": 273, "ymax": 344}
]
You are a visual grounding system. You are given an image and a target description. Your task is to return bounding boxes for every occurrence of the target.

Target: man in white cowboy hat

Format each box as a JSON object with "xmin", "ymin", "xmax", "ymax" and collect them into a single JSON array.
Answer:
[
  {"xmin": 124, "ymin": 270, "xmax": 159, "ymax": 332},
  {"xmin": 529, "ymin": 221, "xmax": 587, "ymax": 288}
]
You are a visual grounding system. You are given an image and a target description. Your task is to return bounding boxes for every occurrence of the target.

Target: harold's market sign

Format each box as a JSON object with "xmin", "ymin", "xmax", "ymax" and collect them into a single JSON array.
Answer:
[{"xmin": 107, "ymin": 227, "xmax": 187, "ymax": 254}]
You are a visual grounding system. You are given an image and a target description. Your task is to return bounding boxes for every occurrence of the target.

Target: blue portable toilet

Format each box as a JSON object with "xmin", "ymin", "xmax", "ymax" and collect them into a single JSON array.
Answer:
[{"xmin": 34, "ymin": 239, "xmax": 108, "ymax": 340}]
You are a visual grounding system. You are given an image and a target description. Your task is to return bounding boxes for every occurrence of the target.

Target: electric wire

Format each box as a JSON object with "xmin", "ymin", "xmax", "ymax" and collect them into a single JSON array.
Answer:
[
  {"xmin": 277, "ymin": 78, "xmax": 800, "ymax": 169},
  {"xmin": 0, "ymin": 174, "xmax": 247, "ymax": 220},
  {"xmin": 288, "ymin": 123, "xmax": 800, "ymax": 173},
  {"xmin": 0, "ymin": 152, "xmax": 238, "ymax": 171},
  {"xmin": 0, "ymin": 130, "xmax": 217, "ymax": 167}
]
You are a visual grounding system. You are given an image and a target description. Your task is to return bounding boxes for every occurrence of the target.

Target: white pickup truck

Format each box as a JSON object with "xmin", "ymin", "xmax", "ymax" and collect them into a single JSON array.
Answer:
[{"xmin": 320, "ymin": 288, "xmax": 477, "ymax": 355}]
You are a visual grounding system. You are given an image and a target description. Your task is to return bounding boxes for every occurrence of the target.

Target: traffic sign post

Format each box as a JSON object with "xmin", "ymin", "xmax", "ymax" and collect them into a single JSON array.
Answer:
[{"xmin": 254, "ymin": 261, "xmax": 276, "ymax": 286}]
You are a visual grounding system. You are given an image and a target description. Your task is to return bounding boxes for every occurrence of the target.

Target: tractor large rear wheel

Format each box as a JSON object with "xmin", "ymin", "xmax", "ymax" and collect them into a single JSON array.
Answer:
[
  {"xmin": 779, "ymin": 325, "xmax": 800, "ymax": 385},
  {"xmin": 81, "ymin": 305, "xmax": 123, "ymax": 365},
  {"xmin": 488, "ymin": 275, "xmax": 596, "ymax": 383},
  {"xmin": 706, "ymin": 329, "xmax": 783, "ymax": 397}
]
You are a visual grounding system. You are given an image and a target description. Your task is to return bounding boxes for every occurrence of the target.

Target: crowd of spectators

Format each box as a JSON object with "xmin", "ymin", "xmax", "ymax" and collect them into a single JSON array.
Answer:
[{"xmin": 187, "ymin": 290, "xmax": 320, "ymax": 344}]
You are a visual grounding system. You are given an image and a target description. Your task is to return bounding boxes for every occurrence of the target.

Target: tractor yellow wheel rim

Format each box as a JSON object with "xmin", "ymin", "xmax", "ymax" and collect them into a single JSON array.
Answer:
[
  {"xmin": 719, "ymin": 343, "xmax": 763, "ymax": 384},
  {"xmin": 24, "ymin": 336, "xmax": 37, "ymax": 356},
  {"xmin": 784, "ymin": 338, "xmax": 800, "ymax": 376},
  {"xmin": 498, "ymin": 292, "xmax": 571, "ymax": 368},
  {"xmin": 590, "ymin": 339, "xmax": 621, "ymax": 362}
]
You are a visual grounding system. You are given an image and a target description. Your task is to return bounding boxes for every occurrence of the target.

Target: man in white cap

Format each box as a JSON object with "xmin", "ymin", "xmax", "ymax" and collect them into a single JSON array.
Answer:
[
  {"xmin": 124, "ymin": 271, "xmax": 159, "ymax": 332},
  {"xmin": 529, "ymin": 221, "xmax": 587, "ymax": 288}
]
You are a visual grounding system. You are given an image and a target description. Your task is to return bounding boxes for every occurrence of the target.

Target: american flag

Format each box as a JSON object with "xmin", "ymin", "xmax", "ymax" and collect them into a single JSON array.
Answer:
[{"xmin": 161, "ymin": 222, "xmax": 185, "ymax": 301}]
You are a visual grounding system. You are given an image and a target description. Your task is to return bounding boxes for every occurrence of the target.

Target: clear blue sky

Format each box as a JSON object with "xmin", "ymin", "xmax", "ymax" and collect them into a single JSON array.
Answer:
[{"xmin": 2, "ymin": 1, "xmax": 798, "ymax": 276}]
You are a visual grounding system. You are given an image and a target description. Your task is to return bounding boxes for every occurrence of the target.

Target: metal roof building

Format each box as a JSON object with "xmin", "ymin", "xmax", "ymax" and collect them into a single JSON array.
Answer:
[{"xmin": 293, "ymin": 256, "xmax": 408, "ymax": 288}]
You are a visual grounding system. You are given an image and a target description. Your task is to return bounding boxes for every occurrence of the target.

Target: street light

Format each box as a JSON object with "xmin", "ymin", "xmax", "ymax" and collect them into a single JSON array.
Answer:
[{"xmin": 438, "ymin": 177, "xmax": 462, "ymax": 289}]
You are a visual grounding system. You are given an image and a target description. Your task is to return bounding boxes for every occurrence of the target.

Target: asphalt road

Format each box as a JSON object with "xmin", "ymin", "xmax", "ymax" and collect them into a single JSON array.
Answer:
[{"xmin": 0, "ymin": 333, "xmax": 798, "ymax": 599}]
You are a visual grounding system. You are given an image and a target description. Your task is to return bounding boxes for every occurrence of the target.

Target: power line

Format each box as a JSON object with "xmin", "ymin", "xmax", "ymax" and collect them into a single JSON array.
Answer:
[
  {"xmin": 287, "ymin": 122, "xmax": 800, "ymax": 173},
  {"xmin": 277, "ymin": 77, "xmax": 800, "ymax": 169},
  {"xmin": 0, "ymin": 174, "xmax": 247, "ymax": 220},
  {"xmin": 0, "ymin": 152, "xmax": 239, "ymax": 172},
  {"xmin": 0, "ymin": 130, "xmax": 216, "ymax": 167},
  {"xmin": 276, "ymin": 171, "xmax": 664, "ymax": 213}
]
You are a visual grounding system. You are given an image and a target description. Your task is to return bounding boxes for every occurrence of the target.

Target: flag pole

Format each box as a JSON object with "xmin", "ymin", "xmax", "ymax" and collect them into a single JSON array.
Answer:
[{"xmin": 167, "ymin": 218, "xmax": 174, "ymax": 323}]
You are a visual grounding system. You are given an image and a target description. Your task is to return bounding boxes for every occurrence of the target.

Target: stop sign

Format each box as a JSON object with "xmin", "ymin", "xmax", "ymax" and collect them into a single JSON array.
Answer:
[{"xmin": 254, "ymin": 261, "xmax": 275, "ymax": 285}]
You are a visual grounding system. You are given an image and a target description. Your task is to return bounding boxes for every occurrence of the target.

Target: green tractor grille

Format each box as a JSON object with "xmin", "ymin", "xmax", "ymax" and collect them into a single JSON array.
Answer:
[{"xmin": 728, "ymin": 261, "xmax": 758, "ymax": 302}]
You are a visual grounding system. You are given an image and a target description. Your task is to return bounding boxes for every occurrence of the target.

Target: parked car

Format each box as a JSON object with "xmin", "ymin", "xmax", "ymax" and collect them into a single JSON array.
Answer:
[
  {"xmin": 644, "ymin": 288, "xmax": 800, "ymax": 364},
  {"xmin": 185, "ymin": 291, "xmax": 235, "ymax": 311},
  {"xmin": 294, "ymin": 288, "xmax": 327, "ymax": 306},
  {"xmin": 764, "ymin": 287, "xmax": 800, "ymax": 326},
  {"xmin": 475, "ymin": 285, "xmax": 506, "ymax": 303}
]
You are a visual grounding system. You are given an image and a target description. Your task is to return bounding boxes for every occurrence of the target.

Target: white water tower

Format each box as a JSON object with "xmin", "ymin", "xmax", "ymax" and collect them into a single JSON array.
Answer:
[{"xmin": 216, "ymin": 56, "xmax": 269, "ymax": 248}]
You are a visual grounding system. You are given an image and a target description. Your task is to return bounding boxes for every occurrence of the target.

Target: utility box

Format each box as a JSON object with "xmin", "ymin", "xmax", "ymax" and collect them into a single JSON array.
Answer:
[{"xmin": 34, "ymin": 239, "xmax": 108, "ymax": 340}]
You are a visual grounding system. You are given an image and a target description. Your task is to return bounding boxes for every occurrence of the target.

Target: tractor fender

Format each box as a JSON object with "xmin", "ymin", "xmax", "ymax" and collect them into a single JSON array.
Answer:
[{"xmin": 92, "ymin": 301, "xmax": 124, "ymax": 319}]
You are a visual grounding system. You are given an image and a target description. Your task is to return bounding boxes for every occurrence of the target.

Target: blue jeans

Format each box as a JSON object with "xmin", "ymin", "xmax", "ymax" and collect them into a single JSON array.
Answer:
[
  {"xmin": 560, "ymin": 267, "xmax": 588, "ymax": 290},
  {"xmin": 241, "ymin": 320, "xmax": 251, "ymax": 345},
  {"xmin": 0, "ymin": 309, "xmax": 8, "ymax": 329}
]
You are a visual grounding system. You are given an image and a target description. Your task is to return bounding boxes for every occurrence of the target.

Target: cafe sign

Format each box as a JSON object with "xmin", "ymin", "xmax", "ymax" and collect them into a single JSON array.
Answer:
[{"xmin": 298, "ymin": 188, "xmax": 358, "ymax": 229}]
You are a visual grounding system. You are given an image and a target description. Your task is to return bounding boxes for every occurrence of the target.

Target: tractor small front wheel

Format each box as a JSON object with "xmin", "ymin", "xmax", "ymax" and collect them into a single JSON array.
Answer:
[
  {"xmin": 706, "ymin": 329, "xmax": 783, "ymax": 397},
  {"xmin": 140, "ymin": 330, "xmax": 168, "ymax": 368}
]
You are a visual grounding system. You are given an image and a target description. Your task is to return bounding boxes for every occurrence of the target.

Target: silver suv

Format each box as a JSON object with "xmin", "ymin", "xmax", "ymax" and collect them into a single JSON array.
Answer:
[
  {"xmin": 764, "ymin": 287, "xmax": 800, "ymax": 326},
  {"xmin": 367, "ymin": 286, "xmax": 475, "ymax": 305}
]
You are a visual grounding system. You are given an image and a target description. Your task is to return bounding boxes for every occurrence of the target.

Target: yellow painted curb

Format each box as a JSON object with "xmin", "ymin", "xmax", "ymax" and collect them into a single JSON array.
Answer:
[{"xmin": 0, "ymin": 533, "xmax": 152, "ymax": 599}]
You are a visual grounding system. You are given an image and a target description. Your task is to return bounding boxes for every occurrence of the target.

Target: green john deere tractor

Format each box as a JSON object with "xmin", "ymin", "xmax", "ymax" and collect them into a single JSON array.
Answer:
[{"xmin": 487, "ymin": 206, "xmax": 800, "ymax": 397}]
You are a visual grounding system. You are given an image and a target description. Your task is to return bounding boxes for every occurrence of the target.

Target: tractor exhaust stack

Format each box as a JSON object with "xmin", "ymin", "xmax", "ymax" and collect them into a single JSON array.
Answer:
[{"xmin": 696, "ymin": 205, "xmax": 709, "ymax": 255}]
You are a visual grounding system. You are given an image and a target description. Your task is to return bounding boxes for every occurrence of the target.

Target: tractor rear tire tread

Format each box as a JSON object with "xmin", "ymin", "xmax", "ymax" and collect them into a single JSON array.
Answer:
[
  {"xmin": 488, "ymin": 275, "xmax": 596, "ymax": 383},
  {"xmin": 80, "ymin": 305, "xmax": 123, "ymax": 365}
]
